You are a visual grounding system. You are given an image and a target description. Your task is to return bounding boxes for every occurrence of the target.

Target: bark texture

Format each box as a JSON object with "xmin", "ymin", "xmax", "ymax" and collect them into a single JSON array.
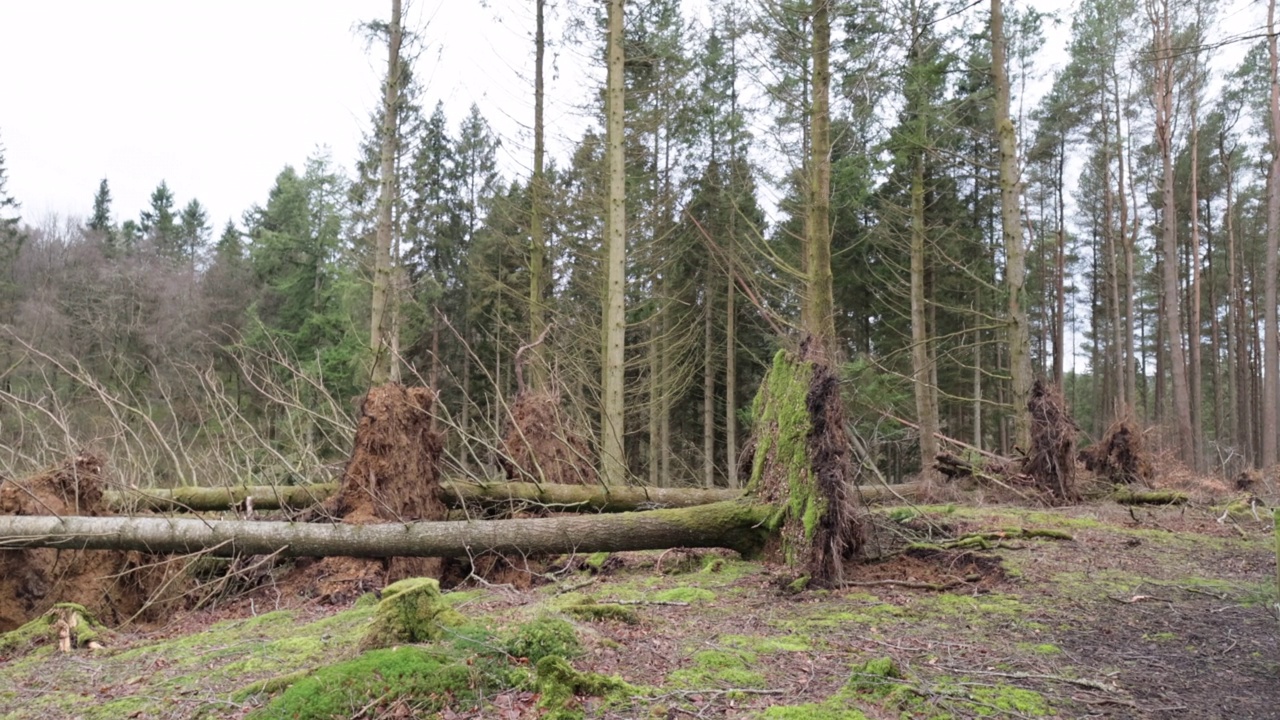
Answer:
[
  {"xmin": 0, "ymin": 501, "xmax": 774, "ymax": 559},
  {"xmin": 107, "ymin": 481, "xmax": 923, "ymax": 514},
  {"xmin": 369, "ymin": 0, "xmax": 403, "ymax": 385},
  {"xmin": 600, "ymin": 0, "xmax": 627, "ymax": 485}
]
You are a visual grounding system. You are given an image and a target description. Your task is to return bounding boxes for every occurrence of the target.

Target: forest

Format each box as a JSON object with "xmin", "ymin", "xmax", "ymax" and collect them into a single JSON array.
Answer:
[
  {"xmin": 1, "ymin": 0, "xmax": 1278, "ymax": 489},
  {"xmin": 2, "ymin": 1, "xmax": 1280, "ymax": 718}
]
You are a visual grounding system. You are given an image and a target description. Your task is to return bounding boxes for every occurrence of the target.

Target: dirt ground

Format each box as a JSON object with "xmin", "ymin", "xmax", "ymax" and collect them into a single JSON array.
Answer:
[{"xmin": 0, "ymin": 499, "xmax": 1275, "ymax": 719}]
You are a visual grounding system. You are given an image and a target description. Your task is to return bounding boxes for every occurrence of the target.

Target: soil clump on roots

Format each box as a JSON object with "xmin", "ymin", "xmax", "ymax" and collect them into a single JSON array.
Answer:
[
  {"xmin": 1078, "ymin": 418, "xmax": 1152, "ymax": 487},
  {"xmin": 1023, "ymin": 380, "xmax": 1079, "ymax": 504},
  {"xmin": 743, "ymin": 344, "xmax": 866, "ymax": 585},
  {"xmin": 499, "ymin": 389, "xmax": 596, "ymax": 486},
  {"xmin": 0, "ymin": 454, "xmax": 180, "ymax": 631},
  {"xmin": 302, "ymin": 384, "xmax": 447, "ymax": 601}
]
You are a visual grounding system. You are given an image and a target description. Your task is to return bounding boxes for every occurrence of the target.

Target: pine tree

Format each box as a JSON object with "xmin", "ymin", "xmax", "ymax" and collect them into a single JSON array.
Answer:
[
  {"xmin": 178, "ymin": 198, "xmax": 211, "ymax": 262},
  {"xmin": 140, "ymin": 181, "xmax": 179, "ymax": 256},
  {"xmin": 87, "ymin": 178, "xmax": 115, "ymax": 245}
]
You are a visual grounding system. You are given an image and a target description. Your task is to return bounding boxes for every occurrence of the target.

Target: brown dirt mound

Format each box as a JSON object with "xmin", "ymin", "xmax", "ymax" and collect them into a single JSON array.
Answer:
[
  {"xmin": 1023, "ymin": 379, "xmax": 1079, "ymax": 504},
  {"xmin": 1079, "ymin": 418, "xmax": 1153, "ymax": 486},
  {"xmin": 498, "ymin": 389, "xmax": 596, "ymax": 486},
  {"xmin": 299, "ymin": 384, "xmax": 448, "ymax": 600},
  {"xmin": 0, "ymin": 454, "xmax": 182, "ymax": 631},
  {"xmin": 328, "ymin": 383, "xmax": 447, "ymax": 524}
]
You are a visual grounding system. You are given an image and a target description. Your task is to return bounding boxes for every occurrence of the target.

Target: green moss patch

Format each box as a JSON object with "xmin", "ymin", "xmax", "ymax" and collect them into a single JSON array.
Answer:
[
  {"xmin": 535, "ymin": 655, "xmax": 633, "ymax": 720},
  {"xmin": 0, "ymin": 603, "xmax": 106, "ymax": 657},
  {"xmin": 654, "ymin": 587, "xmax": 716, "ymax": 603},
  {"xmin": 249, "ymin": 646, "xmax": 475, "ymax": 719},
  {"xmin": 505, "ymin": 615, "xmax": 581, "ymax": 664},
  {"xmin": 359, "ymin": 577, "xmax": 465, "ymax": 650},
  {"xmin": 669, "ymin": 649, "xmax": 765, "ymax": 689}
]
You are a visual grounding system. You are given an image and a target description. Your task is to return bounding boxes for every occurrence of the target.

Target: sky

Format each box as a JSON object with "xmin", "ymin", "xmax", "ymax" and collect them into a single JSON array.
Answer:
[{"xmin": 0, "ymin": 0, "xmax": 591, "ymax": 232}]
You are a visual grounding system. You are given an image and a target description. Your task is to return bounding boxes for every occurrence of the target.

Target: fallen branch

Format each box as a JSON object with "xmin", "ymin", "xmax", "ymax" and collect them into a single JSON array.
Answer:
[{"xmin": 936, "ymin": 666, "xmax": 1118, "ymax": 694}]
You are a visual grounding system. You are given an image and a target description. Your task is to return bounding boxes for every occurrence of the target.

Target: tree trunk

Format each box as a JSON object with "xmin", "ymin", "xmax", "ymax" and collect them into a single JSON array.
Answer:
[
  {"xmin": 0, "ymin": 502, "xmax": 774, "ymax": 560},
  {"xmin": 911, "ymin": 147, "xmax": 939, "ymax": 481},
  {"xmin": 528, "ymin": 0, "xmax": 549, "ymax": 391},
  {"xmin": 600, "ymin": 0, "xmax": 627, "ymax": 486},
  {"xmin": 807, "ymin": 0, "xmax": 836, "ymax": 346},
  {"xmin": 369, "ymin": 0, "xmax": 403, "ymax": 386},
  {"xmin": 1151, "ymin": 0, "xmax": 1195, "ymax": 465},
  {"xmin": 1188, "ymin": 79, "xmax": 1204, "ymax": 471},
  {"xmin": 105, "ymin": 480, "xmax": 924, "ymax": 514},
  {"xmin": 1265, "ymin": 0, "xmax": 1280, "ymax": 468},
  {"xmin": 993, "ymin": 0, "xmax": 1032, "ymax": 451},
  {"xmin": 704, "ymin": 290, "xmax": 716, "ymax": 488}
]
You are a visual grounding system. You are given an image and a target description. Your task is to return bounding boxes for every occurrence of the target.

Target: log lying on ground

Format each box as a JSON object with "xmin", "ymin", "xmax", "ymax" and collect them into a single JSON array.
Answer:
[
  {"xmin": 105, "ymin": 480, "xmax": 923, "ymax": 514},
  {"xmin": 0, "ymin": 500, "xmax": 772, "ymax": 559},
  {"xmin": 1112, "ymin": 489, "xmax": 1188, "ymax": 506}
]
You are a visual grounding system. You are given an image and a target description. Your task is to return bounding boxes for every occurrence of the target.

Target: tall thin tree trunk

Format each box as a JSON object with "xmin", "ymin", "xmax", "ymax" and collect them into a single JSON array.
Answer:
[
  {"xmin": 993, "ymin": 0, "xmax": 1032, "ymax": 450},
  {"xmin": 1188, "ymin": 83, "xmax": 1204, "ymax": 471},
  {"xmin": 911, "ymin": 150, "xmax": 938, "ymax": 481},
  {"xmin": 725, "ymin": 191, "xmax": 738, "ymax": 488},
  {"xmin": 807, "ymin": 0, "xmax": 835, "ymax": 348},
  {"xmin": 600, "ymin": 0, "xmax": 627, "ymax": 485},
  {"xmin": 649, "ymin": 309, "xmax": 660, "ymax": 486},
  {"xmin": 1117, "ymin": 76, "xmax": 1138, "ymax": 420},
  {"xmin": 528, "ymin": 0, "xmax": 548, "ymax": 391},
  {"xmin": 704, "ymin": 292, "xmax": 715, "ymax": 488},
  {"xmin": 1150, "ymin": 0, "xmax": 1195, "ymax": 465},
  {"xmin": 370, "ymin": 0, "xmax": 403, "ymax": 386},
  {"xmin": 1264, "ymin": 0, "xmax": 1280, "ymax": 468},
  {"xmin": 1054, "ymin": 141, "xmax": 1066, "ymax": 386}
]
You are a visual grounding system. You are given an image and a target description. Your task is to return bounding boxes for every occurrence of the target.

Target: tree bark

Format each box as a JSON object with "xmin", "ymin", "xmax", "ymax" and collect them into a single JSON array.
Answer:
[
  {"xmin": 600, "ymin": 0, "xmax": 627, "ymax": 485},
  {"xmin": 910, "ymin": 122, "xmax": 938, "ymax": 482},
  {"xmin": 993, "ymin": 0, "xmax": 1032, "ymax": 451},
  {"xmin": 0, "ymin": 502, "xmax": 774, "ymax": 559},
  {"xmin": 807, "ymin": 0, "xmax": 836, "ymax": 346},
  {"xmin": 370, "ymin": 0, "xmax": 403, "ymax": 386},
  {"xmin": 528, "ymin": 0, "xmax": 549, "ymax": 391},
  {"xmin": 105, "ymin": 480, "xmax": 924, "ymax": 514},
  {"xmin": 1265, "ymin": 0, "xmax": 1280, "ymax": 468},
  {"xmin": 1150, "ymin": 0, "xmax": 1195, "ymax": 466}
]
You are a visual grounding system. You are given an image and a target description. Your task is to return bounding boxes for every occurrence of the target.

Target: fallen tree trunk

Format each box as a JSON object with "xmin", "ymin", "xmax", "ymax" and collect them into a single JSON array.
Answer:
[
  {"xmin": 0, "ymin": 500, "xmax": 773, "ymax": 558},
  {"xmin": 105, "ymin": 481, "xmax": 922, "ymax": 514}
]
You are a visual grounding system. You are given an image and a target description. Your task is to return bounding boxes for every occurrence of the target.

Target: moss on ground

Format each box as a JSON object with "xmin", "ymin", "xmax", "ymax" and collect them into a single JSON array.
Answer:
[
  {"xmin": 535, "ymin": 655, "xmax": 633, "ymax": 720},
  {"xmin": 505, "ymin": 615, "xmax": 581, "ymax": 664},
  {"xmin": 653, "ymin": 587, "xmax": 716, "ymax": 603},
  {"xmin": 249, "ymin": 646, "xmax": 475, "ymax": 719},
  {"xmin": 668, "ymin": 649, "xmax": 766, "ymax": 689},
  {"xmin": 359, "ymin": 577, "xmax": 464, "ymax": 650}
]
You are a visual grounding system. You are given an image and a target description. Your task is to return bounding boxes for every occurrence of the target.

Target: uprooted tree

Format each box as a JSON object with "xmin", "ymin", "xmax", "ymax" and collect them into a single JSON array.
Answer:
[{"xmin": 0, "ymin": 351, "xmax": 874, "ymax": 612}]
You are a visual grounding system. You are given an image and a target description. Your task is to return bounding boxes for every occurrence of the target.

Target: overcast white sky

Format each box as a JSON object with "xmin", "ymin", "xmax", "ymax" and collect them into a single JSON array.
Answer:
[{"xmin": 0, "ymin": 0, "xmax": 594, "ymax": 231}]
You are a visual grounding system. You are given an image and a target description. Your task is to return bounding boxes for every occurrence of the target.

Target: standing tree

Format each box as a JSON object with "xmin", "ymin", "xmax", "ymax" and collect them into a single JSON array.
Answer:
[
  {"xmin": 528, "ymin": 0, "xmax": 550, "ymax": 391},
  {"xmin": 1265, "ymin": 0, "xmax": 1280, "ymax": 468},
  {"xmin": 992, "ymin": 0, "xmax": 1033, "ymax": 451},
  {"xmin": 140, "ymin": 181, "xmax": 178, "ymax": 256},
  {"xmin": 600, "ymin": 0, "xmax": 627, "ymax": 486},
  {"xmin": 178, "ymin": 199, "xmax": 211, "ymax": 263},
  {"xmin": 370, "ymin": 0, "xmax": 405, "ymax": 386},
  {"xmin": 87, "ymin": 179, "xmax": 116, "ymax": 248},
  {"xmin": 1147, "ymin": 0, "xmax": 1195, "ymax": 467},
  {"xmin": 807, "ymin": 0, "xmax": 836, "ymax": 349}
]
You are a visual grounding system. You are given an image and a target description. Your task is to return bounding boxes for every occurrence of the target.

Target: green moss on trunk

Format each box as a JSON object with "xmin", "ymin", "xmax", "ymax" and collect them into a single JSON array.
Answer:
[{"xmin": 744, "ymin": 349, "xmax": 864, "ymax": 583}]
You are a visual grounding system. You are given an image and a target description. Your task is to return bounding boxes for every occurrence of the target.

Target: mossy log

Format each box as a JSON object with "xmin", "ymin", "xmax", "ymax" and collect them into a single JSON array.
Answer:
[
  {"xmin": 103, "ymin": 480, "xmax": 921, "ymax": 514},
  {"xmin": 0, "ymin": 500, "xmax": 773, "ymax": 558}
]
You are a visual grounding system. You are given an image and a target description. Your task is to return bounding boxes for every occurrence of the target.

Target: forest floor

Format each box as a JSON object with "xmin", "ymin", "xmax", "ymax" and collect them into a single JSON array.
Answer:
[{"xmin": 0, "ymin": 499, "xmax": 1275, "ymax": 719}]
